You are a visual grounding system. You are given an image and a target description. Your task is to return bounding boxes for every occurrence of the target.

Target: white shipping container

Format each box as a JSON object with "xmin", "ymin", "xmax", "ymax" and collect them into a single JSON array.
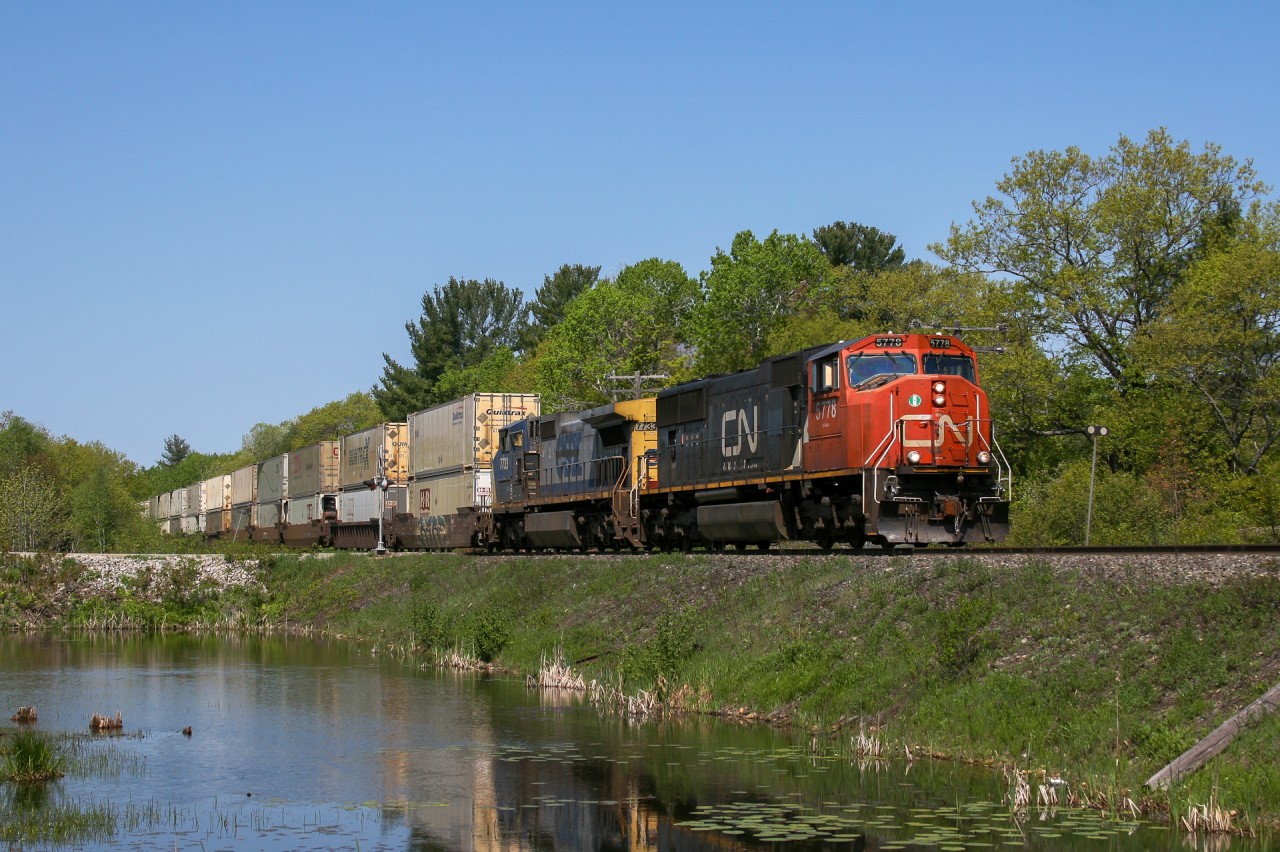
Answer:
[
  {"xmin": 339, "ymin": 424, "xmax": 409, "ymax": 490},
  {"xmin": 407, "ymin": 469, "xmax": 492, "ymax": 520},
  {"xmin": 184, "ymin": 482, "xmax": 204, "ymax": 516},
  {"xmin": 167, "ymin": 517, "xmax": 181, "ymax": 534},
  {"xmin": 289, "ymin": 442, "xmax": 340, "ymax": 498},
  {"xmin": 287, "ymin": 495, "xmax": 326, "ymax": 525},
  {"xmin": 180, "ymin": 515, "xmax": 200, "ymax": 534},
  {"xmin": 408, "ymin": 393, "xmax": 539, "ymax": 478},
  {"xmin": 204, "ymin": 475, "xmax": 232, "ymax": 512},
  {"xmin": 169, "ymin": 489, "xmax": 189, "ymax": 518},
  {"xmin": 257, "ymin": 454, "xmax": 288, "ymax": 502},
  {"xmin": 339, "ymin": 487, "xmax": 407, "ymax": 523},
  {"xmin": 231, "ymin": 464, "xmax": 258, "ymax": 507},
  {"xmin": 157, "ymin": 493, "xmax": 171, "ymax": 519}
]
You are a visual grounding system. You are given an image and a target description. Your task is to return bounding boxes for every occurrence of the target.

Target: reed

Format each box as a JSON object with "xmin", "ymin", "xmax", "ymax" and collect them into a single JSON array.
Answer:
[{"xmin": 2, "ymin": 730, "xmax": 66, "ymax": 783}]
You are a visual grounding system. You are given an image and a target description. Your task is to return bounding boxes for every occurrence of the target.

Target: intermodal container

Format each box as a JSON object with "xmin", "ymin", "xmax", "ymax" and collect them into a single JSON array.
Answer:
[
  {"xmin": 339, "ymin": 487, "xmax": 407, "ymax": 523},
  {"xmin": 407, "ymin": 393, "xmax": 538, "ymax": 479},
  {"xmin": 407, "ymin": 469, "xmax": 492, "ymax": 520},
  {"xmin": 339, "ymin": 424, "xmax": 409, "ymax": 491},
  {"xmin": 184, "ymin": 482, "xmax": 204, "ymax": 516},
  {"xmin": 229, "ymin": 505, "xmax": 253, "ymax": 535},
  {"xmin": 169, "ymin": 488, "xmax": 189, "ymax": 518},
  {"xmin": 257, "ymin": 454, "xmax": 288, "ymax": 503},
  {"xmin": 207, "ymin": 508, "xmax": 229, "ymax": 535},
  {"xmin": 231, "ymin": 464, "xmax": 258, "ymax": 507},
  {"xmin": 204, "ymin": 475, "xmax": 232, "ymax": 512},
  {"xmin": 255, "ymin": 502, "xmax": 281, "ymax": 527},
  {"xmin": 289, "ymin": 442, "xmax": 340, "ymax": 498},
  {"xmin": 287, "ymin": 494, "xmax": 328, "ymax": 525}
]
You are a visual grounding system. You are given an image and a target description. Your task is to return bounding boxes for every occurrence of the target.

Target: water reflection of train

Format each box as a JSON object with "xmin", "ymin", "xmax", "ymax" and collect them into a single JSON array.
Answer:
[{"xmin": 144, "ymin": 333, "xmax": 1010, "ymax": 551}]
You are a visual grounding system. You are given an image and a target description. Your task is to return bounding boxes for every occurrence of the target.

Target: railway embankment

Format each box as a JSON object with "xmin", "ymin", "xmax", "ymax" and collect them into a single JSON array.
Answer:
[{"xmin": 3, "ymin": 547, "xmax": 1279, "ymax": 827}]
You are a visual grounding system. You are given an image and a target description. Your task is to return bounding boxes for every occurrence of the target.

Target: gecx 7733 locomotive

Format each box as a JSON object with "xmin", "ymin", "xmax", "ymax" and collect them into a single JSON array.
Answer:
[{"xmin": 488, "ymin": 332, "xmax": 1010, "ymax": 551}]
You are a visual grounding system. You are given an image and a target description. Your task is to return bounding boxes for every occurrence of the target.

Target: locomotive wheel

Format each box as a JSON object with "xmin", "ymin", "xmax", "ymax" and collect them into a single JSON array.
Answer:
[{"xmin": 815, "ymin": 528, "xmax": 836, "ymax": 550}]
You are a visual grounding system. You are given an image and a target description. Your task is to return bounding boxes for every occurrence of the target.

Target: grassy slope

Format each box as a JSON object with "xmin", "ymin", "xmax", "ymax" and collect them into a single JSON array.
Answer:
[
  {"xmin": 262, "ymin": 550, "xmax": 1280, "ymax": 824},
  {"xmin": 3, "ymin": 549, "xmax": 1279, "ymax": 824}
]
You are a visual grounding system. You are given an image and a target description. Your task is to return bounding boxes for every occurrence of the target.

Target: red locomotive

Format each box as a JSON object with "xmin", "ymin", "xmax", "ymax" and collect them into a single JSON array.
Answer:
[{"xmin": 490, "ymin": 331, "xmax": 1009, "ymax": 551}]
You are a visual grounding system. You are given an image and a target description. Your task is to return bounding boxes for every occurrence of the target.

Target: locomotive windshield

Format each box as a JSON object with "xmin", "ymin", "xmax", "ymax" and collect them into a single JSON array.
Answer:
[
  {"xmin": 847, "ymin": 352, "xmax": 917, "ymax": 387},
  {"xmin": 922, "ymin": 353, "xmax": 976, "ymax": 382}
]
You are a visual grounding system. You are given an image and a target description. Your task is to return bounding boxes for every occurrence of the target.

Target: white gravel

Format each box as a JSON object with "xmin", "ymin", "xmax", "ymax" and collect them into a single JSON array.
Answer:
[{"xmin": 54, "ymin": 553, "xmax": 263, "ymax": 599}]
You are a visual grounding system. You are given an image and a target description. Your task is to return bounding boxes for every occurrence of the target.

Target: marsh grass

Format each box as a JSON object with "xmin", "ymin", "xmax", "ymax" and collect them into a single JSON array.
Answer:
[{"xmin": 2, "ymin": 730, "xmax": 65, "ymax": 783}]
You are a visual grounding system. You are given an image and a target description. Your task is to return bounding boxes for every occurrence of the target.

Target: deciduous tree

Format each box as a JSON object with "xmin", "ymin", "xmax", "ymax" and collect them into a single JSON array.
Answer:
[
  {"xmin": 934, "ymin": 128, "xmax": 1269, "ymax": 396},
  {"xmin": 535, "ymin": 259, "xmax": 696, "ymax": 409},
  {"xmin": 1135, "ymin": 211, "xmax": 1280, "ymax": 473},
  {"xmin": 687, "ymin": 230, "xmax": 829, "ymax": 374}
]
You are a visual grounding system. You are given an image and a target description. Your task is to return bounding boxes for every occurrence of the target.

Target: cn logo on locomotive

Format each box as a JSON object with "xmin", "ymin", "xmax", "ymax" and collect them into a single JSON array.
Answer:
[{"xmin": 721, "ymin": 407, "xmax": 759, "ymax": 457}]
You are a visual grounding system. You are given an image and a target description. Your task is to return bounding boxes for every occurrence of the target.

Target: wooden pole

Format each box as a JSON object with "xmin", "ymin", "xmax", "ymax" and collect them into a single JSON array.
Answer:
[{"xmin": 1146, "ymin": 681, "xmax": 1280, "ymax": 788}]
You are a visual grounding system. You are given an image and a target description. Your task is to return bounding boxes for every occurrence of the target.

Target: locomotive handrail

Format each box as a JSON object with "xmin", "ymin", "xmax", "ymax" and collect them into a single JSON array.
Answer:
[{"xmin": 866, "ymin": 412, "xmax": 1011, "ymax": 507}]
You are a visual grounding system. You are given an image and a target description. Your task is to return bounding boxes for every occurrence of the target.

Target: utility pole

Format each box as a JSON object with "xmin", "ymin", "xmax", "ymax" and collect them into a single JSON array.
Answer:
[{"xmin": 605, "ymin": 372, "xmax": 668, "ymax": 401}]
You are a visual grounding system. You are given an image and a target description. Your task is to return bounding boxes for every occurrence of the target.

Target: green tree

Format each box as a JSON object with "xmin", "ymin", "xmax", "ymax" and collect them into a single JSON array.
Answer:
[
  {"xmin": 934, "ymin": 128, "xmax": 1269, "ymax": 396},
  {"xmin": 811, "ymin": 221, "xmax": 906, "ymax": 271},
  {"xmin": 687, "ymin": 230, "xmax": 830, "ymax": 374},
  {"xmin": 69, "ymin": 465, "xmax": 137, "ymax": 552},
  {"xmin": 521, "ymin": 263, "xmax": 601, "ymax": 351},
  {"xmin": 1135, "ymin": 212, "xmax": 1280, "ymax": 473},
  {"xmin": 290, "ymin": 393, "xmax": 383, "ymax": 448},
  {"xmin": 535, "ymin": 258, "xmax": 697, "ymax": 409},
  {"xmin": 375, "ymin": 278, "xmax": 528, "ymax": 419},
  {"xmin": 0, "ymin": 413, "xmax": 55, "ymax": 478},
  {"xmin": 431, "ymin": 347, "xmax": 528, "ymax": 402},
  {"xmin": 161, "ymin": 434, "xmax": 192, "ymax": 467},
  {"xmin": 0, "ymin": 463, "xmax": 66, "ymax": 551},
  {"xmin": 238, "ymin": 421, "xmax": 296, "ymax": 463},
  {"xmin": 139, "ymin": 451, "xmax": 224, "ymax": 496}
]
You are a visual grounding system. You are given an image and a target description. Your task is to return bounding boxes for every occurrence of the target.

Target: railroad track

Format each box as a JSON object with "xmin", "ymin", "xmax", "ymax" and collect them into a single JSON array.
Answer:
[{"xmin": 465, "ymin": 542, "xmax": 1280, "ymax": 558}]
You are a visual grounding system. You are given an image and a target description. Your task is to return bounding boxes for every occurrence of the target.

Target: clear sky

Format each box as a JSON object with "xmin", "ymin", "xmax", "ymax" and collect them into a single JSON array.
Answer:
[{"xmin": 3, "ymin": 1, "xmax": 1277, "ymax": 467}]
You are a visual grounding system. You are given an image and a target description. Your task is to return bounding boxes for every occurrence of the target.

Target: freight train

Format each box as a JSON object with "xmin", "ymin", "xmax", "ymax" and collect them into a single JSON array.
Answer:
[{"xmin": 144, "ymin": 332, "xmax": 1010, "ymax": 551}]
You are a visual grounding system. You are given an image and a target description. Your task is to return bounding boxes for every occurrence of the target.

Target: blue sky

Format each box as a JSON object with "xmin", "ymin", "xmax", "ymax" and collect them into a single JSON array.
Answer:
[{"xmin": 3, "ymin": 1, "xmax": 1277, "ymax": 467}]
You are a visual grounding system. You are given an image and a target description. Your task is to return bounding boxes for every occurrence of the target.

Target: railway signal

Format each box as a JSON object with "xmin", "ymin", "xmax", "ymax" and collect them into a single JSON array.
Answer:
[{"xmin": 1085, "ymin": 425, "xmax": 1109, "ymax": 546}]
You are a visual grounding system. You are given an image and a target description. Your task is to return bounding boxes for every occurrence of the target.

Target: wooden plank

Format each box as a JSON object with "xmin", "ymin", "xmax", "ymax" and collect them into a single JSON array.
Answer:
[{"xmin": 1147, "ymin": 681, "xmax": 1280, "ymax": 789}]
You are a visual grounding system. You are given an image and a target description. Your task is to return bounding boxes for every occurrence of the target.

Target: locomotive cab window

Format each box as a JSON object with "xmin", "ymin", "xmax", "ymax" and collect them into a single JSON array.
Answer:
[
  {"xmin": 847, "ymin": 352, "xmax": 917, "ymax": 388},
  {"xmin": 810, "ymin": 355, "xmax": 840, "ymax": 392},
  {"xmin": 922, "ymin": 353, "xmax": 977, "ymax": 383}
]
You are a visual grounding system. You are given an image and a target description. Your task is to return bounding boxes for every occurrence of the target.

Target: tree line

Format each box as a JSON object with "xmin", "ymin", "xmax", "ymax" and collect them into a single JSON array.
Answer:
[{"xmin": 3, "ymin": 127, "xmax": 1277, "ymax": 550}]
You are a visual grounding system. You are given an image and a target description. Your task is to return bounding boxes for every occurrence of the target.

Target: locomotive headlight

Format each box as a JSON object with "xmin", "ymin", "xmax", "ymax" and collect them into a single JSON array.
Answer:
[
  {"xmin": 977, "ymin": 451, "xmax": 992, "ymax": 465},
  {"xmin": 906, "ymin": 450, "xmax": 921, "ymax": 464},
  {"xmin": 932, "ymin": 381, "xmax": 946, "ymax": 393}
]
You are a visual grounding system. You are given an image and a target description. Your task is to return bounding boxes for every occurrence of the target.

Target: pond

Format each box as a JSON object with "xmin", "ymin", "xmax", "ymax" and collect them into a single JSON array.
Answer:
[{"xmin": 0, "ymin": 633, "xmax": 1256, "ymax": 850}]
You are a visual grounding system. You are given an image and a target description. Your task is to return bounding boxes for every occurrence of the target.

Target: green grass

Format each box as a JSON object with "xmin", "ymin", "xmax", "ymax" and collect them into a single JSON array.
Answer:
[{"xmin": 2, "ymin": 730, "xmax": 66, "ymax": 783}]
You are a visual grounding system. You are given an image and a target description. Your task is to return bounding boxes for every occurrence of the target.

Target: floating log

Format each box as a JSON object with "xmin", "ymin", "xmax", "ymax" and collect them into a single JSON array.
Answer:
[
  {"xmin": 1147, "ymin": 680, "xmax": 1280, "ymax": 788},
  {"xmin": 10, "ymin": 706, "xmax": 37, "ymax": 723}
]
